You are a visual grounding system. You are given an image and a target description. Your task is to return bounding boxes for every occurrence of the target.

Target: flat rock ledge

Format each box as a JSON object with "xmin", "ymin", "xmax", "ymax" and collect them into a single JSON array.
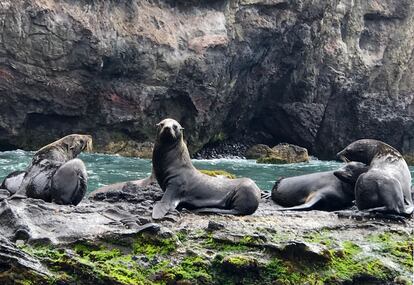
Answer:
[{"xmin": 0, "ymin": 183, "xmax": 412, "ymax": 285}]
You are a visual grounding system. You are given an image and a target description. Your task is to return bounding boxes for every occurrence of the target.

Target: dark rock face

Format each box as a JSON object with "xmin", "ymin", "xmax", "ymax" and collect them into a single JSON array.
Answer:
[{"xmin": 0, "ymin": 0, "xmax": 413, "ymax": 158}]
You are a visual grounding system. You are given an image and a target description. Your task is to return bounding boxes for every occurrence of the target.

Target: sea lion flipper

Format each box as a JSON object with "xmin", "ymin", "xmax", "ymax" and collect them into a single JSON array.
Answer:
[
  {"xmin": 193, "ymin": 208, "xmax": 241, "ymax": 215},
  {"xmin": 152, "ymin": 202, "xmax": 173, "ymax": 219},
  {"xmin": 152, "ymin": 186, "xmax": 180, "ymax": 220},
  {"xmin": 51, "ymin": 159, "xmax": 88, "ymax": 206},
  {"xmin": 276, "ymin": 193, "xmax": 323, "ymax": 211}
]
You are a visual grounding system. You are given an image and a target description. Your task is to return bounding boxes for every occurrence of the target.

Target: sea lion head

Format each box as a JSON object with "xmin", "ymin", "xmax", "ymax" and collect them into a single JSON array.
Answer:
[
  {"xmin": 334, "ymin": 161, "xmax": 369, "ymax": 184},
  {"xmin": 336, "ymin": 139, "xmax": 383, "ymax": 164},
  {"xmin": 63, "ymin": 134, "xmax": 93, "ymax": 157},
  {"xmin": 156, "ymin": 118, "xmax": 184, "ymax": 145}
]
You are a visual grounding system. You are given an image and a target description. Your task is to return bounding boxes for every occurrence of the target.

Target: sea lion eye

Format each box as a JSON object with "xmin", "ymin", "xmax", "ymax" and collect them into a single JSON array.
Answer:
[{"xmin": 173, "ymin": 125, "xmax": 178, "ymax": 130}]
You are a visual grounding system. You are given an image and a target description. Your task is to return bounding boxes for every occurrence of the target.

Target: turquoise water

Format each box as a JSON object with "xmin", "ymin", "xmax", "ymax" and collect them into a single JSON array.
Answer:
[{"xmin": 1, "ymin": 150, "xmax": 413, "ymax": 192}]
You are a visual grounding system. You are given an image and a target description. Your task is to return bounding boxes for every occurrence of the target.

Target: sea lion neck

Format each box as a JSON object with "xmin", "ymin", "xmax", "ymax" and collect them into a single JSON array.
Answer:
[
  {"xmin": 153, "ymin": 137, "xmax": 194, "ymax": 189},
  {"xmin": 358, "ymin": 140, "xmax": 402, "ymax": 164},
  {"xmin": 33, "ymin": 144, "xmax": 71, "ymax": 164}
]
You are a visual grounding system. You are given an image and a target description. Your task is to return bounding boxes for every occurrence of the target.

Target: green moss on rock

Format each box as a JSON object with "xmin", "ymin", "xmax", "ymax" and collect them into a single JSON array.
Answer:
[
  {"xmin": 12, "ymin": 228, "xmax": 411, "ymax": 285},
  {"xmin": 222, "ymin": 255, "xmax": 258, "ymax": 271},
  {"xmin": 133, "ymin": 234, "xmax": 178, "ymax": 257},
  {"xmin": 199, "ymin": 169, "xmax": 236, "ymax": 179},
  {"xmin": 366, "ymin": 232, "xmax": 413, "ymax": 271},
  {"xmin": 161, "ymin": 256, "xmax": 212, "ymax": 284}
]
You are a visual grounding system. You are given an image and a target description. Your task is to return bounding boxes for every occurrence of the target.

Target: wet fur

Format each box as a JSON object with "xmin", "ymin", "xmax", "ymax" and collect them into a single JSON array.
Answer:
[
  {"xmin": 271, "ymin": 162, "xmax": 368, "ymax": 211},
  {"xmin": 10, "ymin": 134, "xmax": 92, "ymax": 205},
  {"xmin": 152, "ymin": 118, "xmax": 261, "ymax": 219},
  {"xmin": 337, "ymin": 139, "xmax": 413, "ymax": 215}
]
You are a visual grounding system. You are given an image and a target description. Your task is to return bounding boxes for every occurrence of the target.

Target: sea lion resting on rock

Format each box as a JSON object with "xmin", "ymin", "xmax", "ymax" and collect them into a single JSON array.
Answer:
[
  {"xmin": 89, "ymin": 175, "xmax": 155, "ymax": 197},
  {"xmin": 152, "ymin": 118, "xmax": 261, "ymax": 219},
  {"xmin": 8, "ymin": 134, "xmax": 92, "ymax": 205},
  {"xmin": 271, "ymin": 162, "xmax": 369, "ymax": 211},
  {"xmin": 337, "ymin": 139, "xmax": 413, "ymax": 215}
]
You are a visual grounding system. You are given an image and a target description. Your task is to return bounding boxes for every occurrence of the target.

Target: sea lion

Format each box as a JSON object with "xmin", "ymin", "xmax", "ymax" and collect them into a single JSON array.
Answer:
[
  {"xmin": 152, "ymin": 118, "xmax": 261, "ymax": 219},
  {"xmin": 12, "ymin": 134, "xmax": 92, "ymax": 205},
  {"xmin": 337, "ymin": 139, "xmax": 413, "ymax": 215},
  {"xmin": 271, "ymin": 162, "xmax": 369, "ymax": 211},
  {"xmin": 89, "ymin": 175, "xmax": 156, "ymax": 197}
]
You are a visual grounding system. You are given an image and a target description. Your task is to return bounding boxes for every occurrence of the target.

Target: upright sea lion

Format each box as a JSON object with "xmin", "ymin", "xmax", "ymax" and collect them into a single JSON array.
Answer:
[
  {"xmin": 271, "ymin": 162, "xmax": 368, "ymax": 211},
  {"xmin": 337, "ymin": 139, "xmax": 413, "ymax": 215},
  {"xmin": 12, "ymin": 134, "xmax": 92, "ymax": 205},
  {"xmin": 152, "ymin": 118, "xmax": 261, "ymax": 219}
]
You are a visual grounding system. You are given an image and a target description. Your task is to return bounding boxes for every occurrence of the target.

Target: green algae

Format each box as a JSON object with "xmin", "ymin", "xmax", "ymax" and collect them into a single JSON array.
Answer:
[
  {"xmin": 20, "ymin": 236, "xmax": 176, "ymax": 285},
  {"xmin": 133, "ymin": 234, "xmax": 177, "ymax": 258},
  {"xmin": 326, "ymin": 241, "xmax": 393, "ymax": 282},
  {"xmin": 14, "ymin": 229, "xmax": 410, "ymax": 285},
  {"xmin": 222, "ymin": 255, "xmax": 258, "ymax": 270},
  {"xmin": 366, "ymin": 232, "xmax": 413, "ymax": 270},
  {"xmin": 161, "ymin": 256, "xmax": 213, "ymax": 284},
  {"xmin": 203, "ymin": 233, "xmax": 259, "ymax": 252},
  {"xmin": 199, "ymin": 169, "xmax": 236, "ymax": 179},
  {"xmin": 304, "ymin": 229, "xmax": 335, "ymax": 247}
]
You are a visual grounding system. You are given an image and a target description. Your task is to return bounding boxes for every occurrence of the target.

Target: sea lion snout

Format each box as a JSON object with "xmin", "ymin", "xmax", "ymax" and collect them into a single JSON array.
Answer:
[
  {"xmin": 160, "ymin": 126, "xmax": 176, "ymax": 140},
  {"xmin": 336, "ymin": 150, "xmax": 349, "ymax": 162},
  {"xmin": 156, "ymin": 118, "xmax": 184, "ymax": 143},
  {"xmin": 79, "ymin": 135, "xmax": 93, "ymax": 152},
  {"xmin": 334, "ymin": 162, "xmax": 368, "ymax": 184}
]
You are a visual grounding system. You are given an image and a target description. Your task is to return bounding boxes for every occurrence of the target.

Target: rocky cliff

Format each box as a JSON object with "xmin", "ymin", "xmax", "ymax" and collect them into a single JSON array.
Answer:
[{"xmin": 0, "ymin": 0, "xmax": 413, "ymax": 158}]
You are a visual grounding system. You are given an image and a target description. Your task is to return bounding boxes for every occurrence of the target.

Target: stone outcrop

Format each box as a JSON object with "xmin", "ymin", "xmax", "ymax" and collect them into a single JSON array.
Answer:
[
  {"xmin": 247, "ymin": 143, "xmax": 309, "ymax": 163},
  {"xmin": 245, "ymin": 144, "xmax": 274, "ymax": 159},
  {"xmin": 0, "ymin": 183, "xmax": 412, "ymax": 284},
  {"xmin": 0, "ymin": 0, "xmax": 413, "ymax": 158}
]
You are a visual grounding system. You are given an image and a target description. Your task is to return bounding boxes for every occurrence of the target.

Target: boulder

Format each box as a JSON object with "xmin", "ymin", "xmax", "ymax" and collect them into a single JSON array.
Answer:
[
  {"xmin": 101, "ymin": 141, "xmax": 154, "ymax": 158},
  {"xmin": 255, "ymin": 143, "xmax": 309, "ymax": 164},
  {"xmin": 245, "ymin": 144, "xmax": 274, "ymax": 159}
]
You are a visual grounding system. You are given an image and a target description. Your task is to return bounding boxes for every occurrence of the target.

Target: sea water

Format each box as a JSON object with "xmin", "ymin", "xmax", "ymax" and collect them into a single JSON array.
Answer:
[{"xmin": 0, "ymin": 150, "xmax": 413, "ymax": 192}]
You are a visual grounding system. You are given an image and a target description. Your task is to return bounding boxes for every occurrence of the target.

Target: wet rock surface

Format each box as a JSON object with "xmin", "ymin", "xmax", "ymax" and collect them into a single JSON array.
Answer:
[
  {"xmin": 0, "ymin": 183, "xmax": 412, "ymax": 284},
  {"xmin": 0, "ymin": 0, "xmax": 413, "ymax": 158}
]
